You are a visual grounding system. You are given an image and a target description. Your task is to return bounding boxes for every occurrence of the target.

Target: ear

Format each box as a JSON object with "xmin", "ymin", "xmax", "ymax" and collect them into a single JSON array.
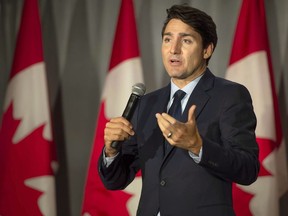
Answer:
[{"xmin": 203, "ymin": 43, "xmax": 214, "ymax": 59}]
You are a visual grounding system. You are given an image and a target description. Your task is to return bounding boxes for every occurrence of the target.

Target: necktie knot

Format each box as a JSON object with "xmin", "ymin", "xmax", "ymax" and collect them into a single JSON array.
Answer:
[{"xmin": 173, "ymin": 90, "xmax": 186, "ymax": 103}]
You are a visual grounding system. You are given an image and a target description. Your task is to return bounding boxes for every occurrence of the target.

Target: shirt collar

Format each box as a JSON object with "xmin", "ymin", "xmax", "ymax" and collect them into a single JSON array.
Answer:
[{"xmin": 170, "ymin": 74, "xmax": 203, "ymax": 100}]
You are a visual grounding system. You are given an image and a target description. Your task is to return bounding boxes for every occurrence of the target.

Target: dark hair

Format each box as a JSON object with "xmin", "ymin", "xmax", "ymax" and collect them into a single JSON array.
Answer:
[{"xmin": 162, "ymin": 4, "xmax": 218, "ymax": 64}]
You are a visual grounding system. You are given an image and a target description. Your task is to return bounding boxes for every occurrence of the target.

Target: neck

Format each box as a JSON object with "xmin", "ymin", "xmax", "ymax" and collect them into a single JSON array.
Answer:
[{"xmin": 172, "ymin": 67, "xmax": 206, "ymax": 89}]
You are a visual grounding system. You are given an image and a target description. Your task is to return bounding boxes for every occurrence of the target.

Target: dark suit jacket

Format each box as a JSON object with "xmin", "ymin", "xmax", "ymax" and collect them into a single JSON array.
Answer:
[{"xmin": 99, "ymin": 69, "xmax": 260, "ymax": 216}]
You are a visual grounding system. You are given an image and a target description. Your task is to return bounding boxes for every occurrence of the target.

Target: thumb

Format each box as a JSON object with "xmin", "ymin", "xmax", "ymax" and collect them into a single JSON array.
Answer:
[{"xmin": 188, "ymin": 105, "xmax": 197, "ymax": 122}]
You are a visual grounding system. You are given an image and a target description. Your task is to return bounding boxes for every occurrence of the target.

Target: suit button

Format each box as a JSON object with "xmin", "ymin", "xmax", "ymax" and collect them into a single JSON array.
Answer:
[
  {"xmin": 160, "ymin": 180, "xmax": 166, "ymax": 186},
  {"xmin": 208, "ymin": 160, "xmax": 218, "ymax": 167}
]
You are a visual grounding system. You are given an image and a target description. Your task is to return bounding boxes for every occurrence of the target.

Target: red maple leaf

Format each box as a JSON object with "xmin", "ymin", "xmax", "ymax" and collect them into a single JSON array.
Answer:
[{"xmin": 0, "ymin": 103, "xmax": 56, "ymax": 216}]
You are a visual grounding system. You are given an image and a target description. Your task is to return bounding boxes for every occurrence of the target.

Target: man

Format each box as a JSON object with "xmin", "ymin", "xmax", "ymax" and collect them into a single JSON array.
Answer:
[{"xmin": 99, "ymin": 4, "xmax": 259, "ymax": 216}]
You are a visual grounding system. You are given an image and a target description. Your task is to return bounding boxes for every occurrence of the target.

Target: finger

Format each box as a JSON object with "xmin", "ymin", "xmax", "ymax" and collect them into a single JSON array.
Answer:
[
  {"xmin": 188, "ymin": 105, "xmax": 197, "ymax": 122},
  {"xmin": 155, "ymin": 113, "xmax": 166, "ymax": 131},
  {"xmin": 156, "ymin": 113, "xmax": 175, "ymax": 139},
  {"xmin": 110, "ymin": 117, "xmax": 133, "ymax": 128},
  {"xmin": 156, "ymin": 113, "xmax": 177, "ymax": 128},
  {"xmin": 106, "ymin": 124, "xmax": 134, "ymax": 137},
  {"xmin": 106, "ymin": 119, "xmax": 134, "ymax": 136},
  {"xmin": 155, "ymin": 113, "xmax": 171, "ymax": 134},
  {"xmin": 161, "ymin": 113, "xmax": 178, "ymax": 125},
  {"xmin": 104, "ymin": 129, "xmax": 130, "ymax": 142},
  {"xmin": 104, "ymin": 125, "xmax": 133, "ymax": 145}
]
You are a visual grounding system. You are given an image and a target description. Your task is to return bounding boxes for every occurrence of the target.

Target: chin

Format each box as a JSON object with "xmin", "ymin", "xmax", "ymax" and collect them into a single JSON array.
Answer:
[
  {"xmin": 170, "ymin": 75, "xmax": 186, "ymax": 80},
  {"xmin": 169, "ymin": 70, "xmax": 185, "ymax": 77}
]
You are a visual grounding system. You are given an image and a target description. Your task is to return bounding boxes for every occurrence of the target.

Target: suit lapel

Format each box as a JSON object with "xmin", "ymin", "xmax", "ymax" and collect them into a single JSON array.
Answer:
[
  {"xmin": 152, "ymin": 84, "xmax": 171, "ymax": 157},
  {"xmin": 184, "ymin": 70, "xmax": 214, "ymax": 120}
]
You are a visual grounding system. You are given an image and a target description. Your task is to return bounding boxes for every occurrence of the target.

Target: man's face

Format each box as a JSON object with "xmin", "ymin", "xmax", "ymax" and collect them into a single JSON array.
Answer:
[{"xmin": 162, "ymin": 19, "xmax": 211, "ymax": 87}]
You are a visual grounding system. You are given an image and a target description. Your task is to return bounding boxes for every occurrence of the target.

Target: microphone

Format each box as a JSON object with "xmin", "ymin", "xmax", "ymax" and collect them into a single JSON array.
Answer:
[{"xmin": 111, "ymin": 83, "xmax": 146, "ymax": 149}]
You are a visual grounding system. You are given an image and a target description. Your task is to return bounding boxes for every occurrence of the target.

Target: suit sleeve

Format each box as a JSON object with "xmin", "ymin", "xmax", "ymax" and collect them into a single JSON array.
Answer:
[{"xmin": 199, "ymin": 84, "xmax": 260, "ymax": 185}]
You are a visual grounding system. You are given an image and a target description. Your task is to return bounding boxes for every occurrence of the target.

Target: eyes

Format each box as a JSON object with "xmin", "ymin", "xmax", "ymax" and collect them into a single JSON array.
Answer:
[{"xmin": 163, "ymin": 36, "xmax": 193, "ymax": 45}]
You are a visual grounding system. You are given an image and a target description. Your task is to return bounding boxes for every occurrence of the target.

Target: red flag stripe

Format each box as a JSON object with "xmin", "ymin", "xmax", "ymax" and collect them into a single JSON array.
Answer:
[
  {"xmin": 109, "ymin": 0, "xmax": 140, "ymax": 70},
  {"xmin": 229, "ymin": 0, "xmax": 268, "ymax": 64},
  {"xmin": 10, "ymin": 0, "xmax": 43, "ymax": 79}
]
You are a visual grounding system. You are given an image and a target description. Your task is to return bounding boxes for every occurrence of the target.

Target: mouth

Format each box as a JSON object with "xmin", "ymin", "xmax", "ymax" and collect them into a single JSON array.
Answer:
[{"xmin": 169, "ymin": 58, "xmax": 181, "ymax": 65}]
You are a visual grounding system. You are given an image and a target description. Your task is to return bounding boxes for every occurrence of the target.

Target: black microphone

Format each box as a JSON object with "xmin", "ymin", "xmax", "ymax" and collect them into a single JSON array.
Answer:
[{"xmin": 111, "ymin": 83, "xmax": 146, "ymax": 149}]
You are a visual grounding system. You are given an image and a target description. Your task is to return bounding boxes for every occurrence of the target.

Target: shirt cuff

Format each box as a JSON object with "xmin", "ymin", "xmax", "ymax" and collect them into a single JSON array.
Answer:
[
  {"xmin": 102, "ymin": 148, "xmax": 119, "ymax": 167},
  {"xmin": 188, "ymin": 147, "xmax": 203, "ymax": 163}
]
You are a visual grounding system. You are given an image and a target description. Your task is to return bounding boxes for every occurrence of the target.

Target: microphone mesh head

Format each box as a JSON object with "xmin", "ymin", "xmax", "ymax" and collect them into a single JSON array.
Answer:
[{"xmin": 132, "ymin": 83, "xmax": 146, "ymax": 96}]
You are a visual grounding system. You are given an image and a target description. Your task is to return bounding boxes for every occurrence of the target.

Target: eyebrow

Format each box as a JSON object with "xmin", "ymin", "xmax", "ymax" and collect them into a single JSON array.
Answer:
[{"xmin": 163, "ymin": 32, "xmax": 194, "ymax": 37}]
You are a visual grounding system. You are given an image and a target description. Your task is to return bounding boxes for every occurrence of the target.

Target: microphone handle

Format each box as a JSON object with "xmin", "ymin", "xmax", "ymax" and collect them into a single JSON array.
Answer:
[{"xmin": 111, "ymin": 93, "xmax": 140, "ymax": 149}]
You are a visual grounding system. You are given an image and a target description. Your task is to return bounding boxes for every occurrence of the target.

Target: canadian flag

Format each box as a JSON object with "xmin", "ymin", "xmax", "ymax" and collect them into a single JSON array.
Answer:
[
  {"xmin": 226, "ymin": 0, "xmax": 288, "ymax": 215},
  {"xmin": 81, "ymin": 0, "xmax": 144, "ymax": 215},
  {"xmin": 0, "ymin": 0, "xmax": 57, "ymax": 215}
]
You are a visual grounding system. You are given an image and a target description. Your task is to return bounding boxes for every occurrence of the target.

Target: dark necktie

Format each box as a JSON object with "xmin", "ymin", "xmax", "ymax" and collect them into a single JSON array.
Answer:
[
  {"xmin": 165, "ymin": 90, "xmax": 186, "ymax": 154},
  {"xmin": 168, "ymin": 90, "xmax": 186, "ymax": 120}
]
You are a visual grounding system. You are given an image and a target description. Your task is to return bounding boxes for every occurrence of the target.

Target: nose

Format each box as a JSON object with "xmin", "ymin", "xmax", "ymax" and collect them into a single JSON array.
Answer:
[{"xmin": 170, "ymin": 40, "xmax": 181, "ymax": 54}]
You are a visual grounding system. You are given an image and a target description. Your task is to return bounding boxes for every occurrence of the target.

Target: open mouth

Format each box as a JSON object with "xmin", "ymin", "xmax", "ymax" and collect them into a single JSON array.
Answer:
[
  {"xmin": 171, "ymin": 59, "xmax": 179, "ymax": 62},
  {"xmin": 170, "ymin": 58, "xmax": 181, "ymax": 64}
]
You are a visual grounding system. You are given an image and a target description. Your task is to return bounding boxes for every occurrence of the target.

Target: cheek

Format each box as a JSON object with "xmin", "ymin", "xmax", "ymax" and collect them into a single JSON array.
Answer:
[
  {"xmin": 185, "ymin": 53, "xmax": 194, "ymax": 65},
  {"xmin": 161, "ymin": 47, "xmax": 166, "ymax": 58},
  {"xmin": 186, "ymin": 50, "xmax": 201, "ymax": 64},
  {"xmin": 161, "ymin": 51, "xmax": 166, "ymax": 63},
  {"xmin": 162, "ymin": 45, "xmax": 169, "ymax": 55},
  {"xmin": 185, "ymin": 55, "xmax": 198, "ymax": 71},
  {"xmin": 161, "ymin": 48, "xmax": 165, "ymax": 57},
  {"xmin": 162, "ymin": 48, "xmax": 171, "ymax": 65}
]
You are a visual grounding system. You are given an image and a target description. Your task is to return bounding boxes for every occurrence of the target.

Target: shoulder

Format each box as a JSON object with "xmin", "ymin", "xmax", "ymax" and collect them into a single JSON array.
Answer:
[
  {"xmin": 141, "ymin": 84, "xmax": 170, "ymax": 100},
  {"xmin": 214, "ymin": 76, "xmax": 252, "ymax": 99},
  {"xmin": 203, "ymin": 69, "xmax": 252, "ymax": 99}
]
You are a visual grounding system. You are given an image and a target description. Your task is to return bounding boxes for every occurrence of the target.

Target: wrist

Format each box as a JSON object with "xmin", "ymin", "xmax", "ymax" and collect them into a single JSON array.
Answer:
[
  {"xmin": 189, "ymin": 144, "xmax": 202, "ymax": 156},
  {"xmin": 105, "ymin": 147, "xmax": 118, "ymax": 157},
  {"xmin": 189, "ymin": 134, "xmax": 202, "ymax": 156}
]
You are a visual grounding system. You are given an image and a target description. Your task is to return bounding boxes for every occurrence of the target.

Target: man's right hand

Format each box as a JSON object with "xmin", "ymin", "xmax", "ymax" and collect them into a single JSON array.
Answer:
[{"xmin": 104, "ymin": 117, "xmax": 135, "ymax": 157}]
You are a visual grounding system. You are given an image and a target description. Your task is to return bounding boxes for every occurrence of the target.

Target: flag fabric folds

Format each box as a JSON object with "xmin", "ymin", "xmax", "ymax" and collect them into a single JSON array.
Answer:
[
  {"xmin": 226, "ymin": 0, "xmax": 288, "ymax": 215},
  {"xmin": 0, "ymin": 0, "xmax": 57, "ymax": 215},
  {"xmin": 81, "ymin": 0, "xmax": 144, "ymax": 215}
]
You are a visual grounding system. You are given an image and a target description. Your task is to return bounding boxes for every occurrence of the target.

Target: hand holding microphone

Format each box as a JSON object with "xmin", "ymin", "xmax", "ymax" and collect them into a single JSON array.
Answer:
[{"xmin": 109, "ymin": 83, "xmax": 146, "ymax": 150}]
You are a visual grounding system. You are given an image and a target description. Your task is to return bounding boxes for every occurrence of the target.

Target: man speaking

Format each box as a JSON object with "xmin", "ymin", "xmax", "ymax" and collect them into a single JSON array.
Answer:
[{"xmin": 98, "ymin": 4, "xmax": 259, "ymax": 216}]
